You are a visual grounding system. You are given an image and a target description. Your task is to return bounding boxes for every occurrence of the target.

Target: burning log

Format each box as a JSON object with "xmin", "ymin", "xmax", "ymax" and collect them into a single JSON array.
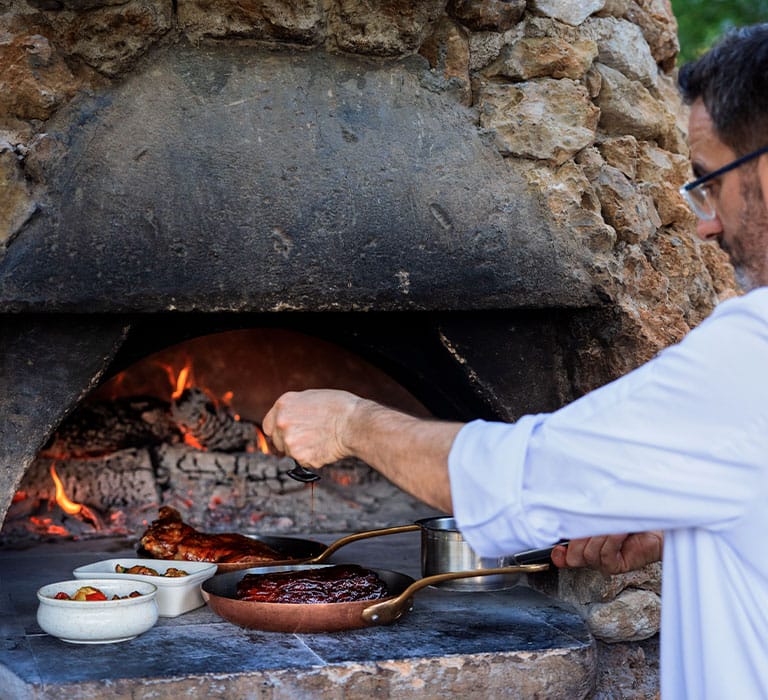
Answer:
[
  {"xmin": 41, "ymin": 389, "xmax": 265, "ymax": 459},
  {"xmin": 170, "ymin": 388, "xmax": 261, "ymax": 452},
  {"xmin": 41, "ymin": 396, "xmax": 180, "ymax": 458},
  {"xmin": 157, "ymin": 444, "xmax": 305, "ymax": 503},
  {"xmin": 23, "ymin": 450, "xmax": 161, "ymax": 510},
  {"xmin": 3, "ymin": 369, "xmax": 421, "ymax": 543}
]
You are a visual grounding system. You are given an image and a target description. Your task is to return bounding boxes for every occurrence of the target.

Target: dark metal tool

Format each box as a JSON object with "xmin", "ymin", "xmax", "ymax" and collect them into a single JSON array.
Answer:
[{"xmin": 286, "ymin": 461, "xmax": 321, "ymax": 483}]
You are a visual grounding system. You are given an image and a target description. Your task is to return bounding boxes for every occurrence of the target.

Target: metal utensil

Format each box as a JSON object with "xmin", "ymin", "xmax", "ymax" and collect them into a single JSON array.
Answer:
[
  {"xmin": 286, "ymin": 461, "xmax": 321, "ymax": 483},
  {"xmin": 512, "ymin": 540, "xmax": 570, "ymax": 565}
]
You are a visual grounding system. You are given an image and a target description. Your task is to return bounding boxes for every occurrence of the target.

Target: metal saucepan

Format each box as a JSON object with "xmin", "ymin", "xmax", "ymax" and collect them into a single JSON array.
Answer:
[
  {"xmin": 201, "ymin": 561, "xmax": 549, "ymax": 633},
  {"xmin": 416, "ymin": 516, "xmax": 561, "ymax": 591}
]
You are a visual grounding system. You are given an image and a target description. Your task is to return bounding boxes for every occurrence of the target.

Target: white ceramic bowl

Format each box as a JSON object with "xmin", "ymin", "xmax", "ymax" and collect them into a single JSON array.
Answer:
[
  {"xmin": 37, "ymin": 579, "xmax": 158, "ymax": 644},
  {"xmin": 72, "ymin": 558, "xmax": 217, "ymax": 617}
]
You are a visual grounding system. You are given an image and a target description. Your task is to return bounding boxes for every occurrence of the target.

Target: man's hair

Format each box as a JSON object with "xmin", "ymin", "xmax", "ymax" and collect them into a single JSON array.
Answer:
[{"xmin": 678, "ymin": 24, "xmax": 768, "ymax": 155}]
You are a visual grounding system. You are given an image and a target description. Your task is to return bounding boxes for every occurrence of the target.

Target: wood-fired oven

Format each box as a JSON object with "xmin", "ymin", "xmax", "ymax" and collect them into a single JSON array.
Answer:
[
  {"xmin": 0, "ymin": 44, "xmax": 599, "ymax": 539},
  {"xmin": 0, "ymin": 2, "xmax": 706, "ymax": 694}
]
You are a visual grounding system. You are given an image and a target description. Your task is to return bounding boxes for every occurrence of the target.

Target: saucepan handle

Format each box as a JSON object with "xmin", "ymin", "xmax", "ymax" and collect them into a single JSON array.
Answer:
[
  {"xmin": 307, "ymin": 524, "xmax": 422, "ymax": 564},
  {"xmin": 360, "ymin": 563, "xmax": 550, "ymax": 625},
  {"xmin": 512, "ymin": 540, "xmax": 570, "ymax": 565}
]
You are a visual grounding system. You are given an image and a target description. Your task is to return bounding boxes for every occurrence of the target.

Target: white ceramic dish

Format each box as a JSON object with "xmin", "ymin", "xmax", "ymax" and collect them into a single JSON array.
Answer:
[
  {"xmin": 37, "ymin": 578, "xmax": 158, "ymax": 644},
  {"xmin": 73, "ymin": 558, "xmax": 217, "ymax": 617}
]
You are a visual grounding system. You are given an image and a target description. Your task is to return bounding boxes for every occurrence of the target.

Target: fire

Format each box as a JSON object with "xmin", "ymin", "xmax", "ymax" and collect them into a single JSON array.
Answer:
[
  {"xmin": 48, "ymin": 464, "xmax": 103, "ymax": 530},
  {"xmin": 182, "ymin": 432, "xmax": 206, "ymax": 450},
  {"xmin": 50, "ymin": 464, "xmax": 83, "ymax": 516},
  {"xmin": 163, "ymin": 359, "xmax": 272, "ymax": 455},
  {"xmin": 255, "ymin": 426, "xmax": 270, "ymax": 455},
  {"xmin": 171, "ymin": 361, "xmax": 194, "ymax": 400},
  {"xmin": 29, "ymin": 517, "xmax": 68, "ymax": 537}
]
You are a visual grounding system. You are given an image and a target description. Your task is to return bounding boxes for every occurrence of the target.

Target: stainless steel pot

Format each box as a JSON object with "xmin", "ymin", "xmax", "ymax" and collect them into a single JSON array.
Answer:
[{"xmin": 415, "ymin": 516, "xmax": 520, "ymax": 591}]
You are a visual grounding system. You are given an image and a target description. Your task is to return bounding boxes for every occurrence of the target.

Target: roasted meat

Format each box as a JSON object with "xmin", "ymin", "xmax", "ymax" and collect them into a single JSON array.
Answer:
[
  {"xmin": 139, "ymin": 506, "xmax": 284, "ymax": 563},
  {"xmin": 235, "ymin": 564, "xmax": 389, "ymax": 604}
]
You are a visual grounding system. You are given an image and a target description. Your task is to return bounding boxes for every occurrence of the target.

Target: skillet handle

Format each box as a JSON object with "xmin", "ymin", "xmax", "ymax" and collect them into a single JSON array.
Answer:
[
  {"xmin": 308, "ymin": 524, "xmax": 422, "ymax": 564},
  {"xmin": 360, "ymin": 563, "xmax": 550, "ymax": 626}
]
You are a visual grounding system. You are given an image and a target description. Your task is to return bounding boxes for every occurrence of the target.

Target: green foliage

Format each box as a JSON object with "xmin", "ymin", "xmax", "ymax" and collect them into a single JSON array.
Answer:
[{"xmin": 671, "ymin": 0, "xmax": 768, "ymax": 64}]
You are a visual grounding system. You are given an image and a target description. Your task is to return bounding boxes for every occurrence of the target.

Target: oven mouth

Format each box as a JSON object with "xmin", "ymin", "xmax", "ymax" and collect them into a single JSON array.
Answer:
[{"xmin": 1, "ymin": 306, "xmax": 582, "ymax": 547}]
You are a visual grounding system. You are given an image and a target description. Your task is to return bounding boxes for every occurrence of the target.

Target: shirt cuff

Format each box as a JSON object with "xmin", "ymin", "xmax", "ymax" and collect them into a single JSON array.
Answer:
[{"xmin": 448, "ymin": 415, "xmax": 545, "ymax": 557}]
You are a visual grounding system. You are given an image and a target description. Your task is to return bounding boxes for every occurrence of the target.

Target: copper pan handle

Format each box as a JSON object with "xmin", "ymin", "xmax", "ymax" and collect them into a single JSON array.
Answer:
[
  {"xmin": 306, "ymin": 524, "xmax": 422, "ymax": 564},
  {"xmin": 360, "ymin": 563, "xmax": 550, "ymax": 626}
]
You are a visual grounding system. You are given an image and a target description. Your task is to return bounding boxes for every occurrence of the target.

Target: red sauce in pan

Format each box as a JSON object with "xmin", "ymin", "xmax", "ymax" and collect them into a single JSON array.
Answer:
[{"xmin": 235, "ymin": 564, "xmax": 389, "ymax": 604}]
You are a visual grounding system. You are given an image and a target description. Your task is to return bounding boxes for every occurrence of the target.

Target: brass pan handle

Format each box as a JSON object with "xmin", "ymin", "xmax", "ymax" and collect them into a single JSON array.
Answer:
[
  {"xmin": 307, "ymin": 524, "xmax": 422, "ymax": 564},
  {"xmin": 360, "ymin": 563, "xmax": 550, "ymax": 626}
]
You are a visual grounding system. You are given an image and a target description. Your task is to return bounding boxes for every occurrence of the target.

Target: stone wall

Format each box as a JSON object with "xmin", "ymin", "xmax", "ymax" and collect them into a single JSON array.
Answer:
[
  {"xmin": 0, "ymin": 1, "xmax": 738, "ymax": 697},
  {"xmin": 0, "ymin": 1, "xmax": 736, "ymax": 367}
]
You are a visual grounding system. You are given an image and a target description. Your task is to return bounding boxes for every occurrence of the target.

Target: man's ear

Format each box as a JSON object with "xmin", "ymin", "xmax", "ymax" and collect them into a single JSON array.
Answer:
[{"xmin": 758, "ymin": 154, "xmax": 768, "ymax": 209}]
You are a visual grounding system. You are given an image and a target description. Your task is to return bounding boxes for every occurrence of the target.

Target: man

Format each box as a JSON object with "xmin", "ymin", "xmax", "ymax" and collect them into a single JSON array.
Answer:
[{"xmin": 263, "ymin": 25, "xmax": 768, "ymax": 699}]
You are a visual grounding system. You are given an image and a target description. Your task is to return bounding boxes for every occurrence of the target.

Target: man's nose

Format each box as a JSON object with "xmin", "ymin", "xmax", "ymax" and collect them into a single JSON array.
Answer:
[{"xmin": 695, "ymin": 214, "xmax": 723, "ymax": 241}]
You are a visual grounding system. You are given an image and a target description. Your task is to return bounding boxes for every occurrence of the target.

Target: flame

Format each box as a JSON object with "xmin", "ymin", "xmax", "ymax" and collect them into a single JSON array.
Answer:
[
  {"xmin": 255, "ymin": 426, "xmax": 270, "ymax": 455},
  {"xmin": 163, "ymin": 359, "xmax": 270, "ymax": 455},
  {"xmin": 47, "ymin": 464, "xmax": 103, "ymax": 531},
  {"xmin": 50, "ymin": 464, "xmax": 83, "ymax": 516},
  {"xmin": 172, "ymin": 362, "xmax": 193, "ymax": 400}
]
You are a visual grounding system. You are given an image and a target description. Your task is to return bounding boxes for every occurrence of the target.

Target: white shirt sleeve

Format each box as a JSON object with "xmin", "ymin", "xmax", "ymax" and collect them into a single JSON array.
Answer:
[{"xmin": 449, "ymin": 289, "xmax": 768, "ymax": 557}]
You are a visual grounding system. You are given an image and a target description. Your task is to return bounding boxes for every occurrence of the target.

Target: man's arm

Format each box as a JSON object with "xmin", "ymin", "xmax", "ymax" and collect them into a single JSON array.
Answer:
[
  {"xmin": 262, "ymin": 389, "xmax": 462, "ymax": 513},
  {"xmin": 264, "ymin": 390, "xmax": 665, "ymax": 576}
]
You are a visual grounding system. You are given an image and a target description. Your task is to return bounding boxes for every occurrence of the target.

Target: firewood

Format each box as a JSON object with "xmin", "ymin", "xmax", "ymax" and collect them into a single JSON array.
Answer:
[
  {"xmin": 20, "ymin": 450, "xmax": 161, "ymax": 510},
  {"xmin": 170, "ymin": 387, "xmax": 260, "ymax": 452},
  {"xmin": 41, "ymin": 397, "xmax": 180, "ymax": 458}
]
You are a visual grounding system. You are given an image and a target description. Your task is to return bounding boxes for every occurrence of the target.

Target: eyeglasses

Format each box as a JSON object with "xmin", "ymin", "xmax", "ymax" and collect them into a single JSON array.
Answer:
[{"xmin": 679, "ymin": 144, "xmax": 768, "ymax": 220}]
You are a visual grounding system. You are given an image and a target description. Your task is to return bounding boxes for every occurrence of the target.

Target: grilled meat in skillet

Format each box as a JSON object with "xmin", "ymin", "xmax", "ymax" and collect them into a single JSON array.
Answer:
[{"xmin": 139, "ymin": 506, "xmax": 284, "ymax": 563}]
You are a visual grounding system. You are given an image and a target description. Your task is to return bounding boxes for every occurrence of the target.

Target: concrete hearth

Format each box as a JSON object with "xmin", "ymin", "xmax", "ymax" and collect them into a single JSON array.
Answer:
[{"xmin": 0, "ymin": 531, "xmax": 595, "ymax": 699}]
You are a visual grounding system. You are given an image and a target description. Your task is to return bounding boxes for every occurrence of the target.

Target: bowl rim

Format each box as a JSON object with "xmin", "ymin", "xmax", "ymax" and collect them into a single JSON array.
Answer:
[
  {"xmin": 37, "ymin": 578, "xmax": 158, "ymax": 607},
  {"xmin": 72, "ymin": 558, "xmax": 217, "ymax": 586}
]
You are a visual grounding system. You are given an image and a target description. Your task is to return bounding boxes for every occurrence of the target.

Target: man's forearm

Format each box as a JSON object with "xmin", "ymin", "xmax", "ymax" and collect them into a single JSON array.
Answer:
[{"xmin": 342, "ymin": 400, "xmax": 463, "ymax": 513}]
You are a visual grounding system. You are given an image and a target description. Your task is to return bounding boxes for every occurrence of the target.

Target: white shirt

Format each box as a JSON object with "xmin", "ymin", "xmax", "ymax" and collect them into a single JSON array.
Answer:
[{"xmin": 449, "ymin": 287, "xmax": 768, "ymax": 700}]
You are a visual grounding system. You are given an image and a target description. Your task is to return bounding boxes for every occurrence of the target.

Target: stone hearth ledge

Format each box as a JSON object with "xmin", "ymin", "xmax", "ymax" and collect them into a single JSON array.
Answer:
[{"xmin": 0, "ymin": 532, "xmax": 595, "ymax": 699}]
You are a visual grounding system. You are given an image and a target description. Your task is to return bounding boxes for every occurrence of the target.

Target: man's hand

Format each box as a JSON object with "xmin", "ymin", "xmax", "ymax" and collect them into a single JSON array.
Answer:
[
  {"xmin": 550, "ymin": 532, "xmax": 663, "ymax": 576},
  {"xmin": 262, "ymin": 389, "xmax": 362, "ymax": 468},
  {"xmin": 263, "ymin": 389, "xmax": 460, "ymax": 513}
]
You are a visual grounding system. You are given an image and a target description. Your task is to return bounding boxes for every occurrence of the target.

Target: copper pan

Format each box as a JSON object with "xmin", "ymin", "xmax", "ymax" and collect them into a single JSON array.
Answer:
[{"xmin": 201, "ymin": 561, "xmax": 549, "ymax": 633}]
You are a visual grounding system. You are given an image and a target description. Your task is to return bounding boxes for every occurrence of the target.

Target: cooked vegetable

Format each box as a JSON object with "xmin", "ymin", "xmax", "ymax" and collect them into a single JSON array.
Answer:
[
  {"xmin": 72, "ymin": 585, "xmax": 107, "ymax": 601},
  {"xmin": 52, "ymin": 585, "xmax": 142, "ymax": 601},
  {"xmin": 114, "ymin": 563, "xmax": 189, "ymax": 577}
]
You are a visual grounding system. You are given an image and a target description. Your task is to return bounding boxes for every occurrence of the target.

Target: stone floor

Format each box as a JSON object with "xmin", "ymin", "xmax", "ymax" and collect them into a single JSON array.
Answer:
[{"xmin": 0, "ymin": 531, "xmax": 596, "ymax": 699}]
